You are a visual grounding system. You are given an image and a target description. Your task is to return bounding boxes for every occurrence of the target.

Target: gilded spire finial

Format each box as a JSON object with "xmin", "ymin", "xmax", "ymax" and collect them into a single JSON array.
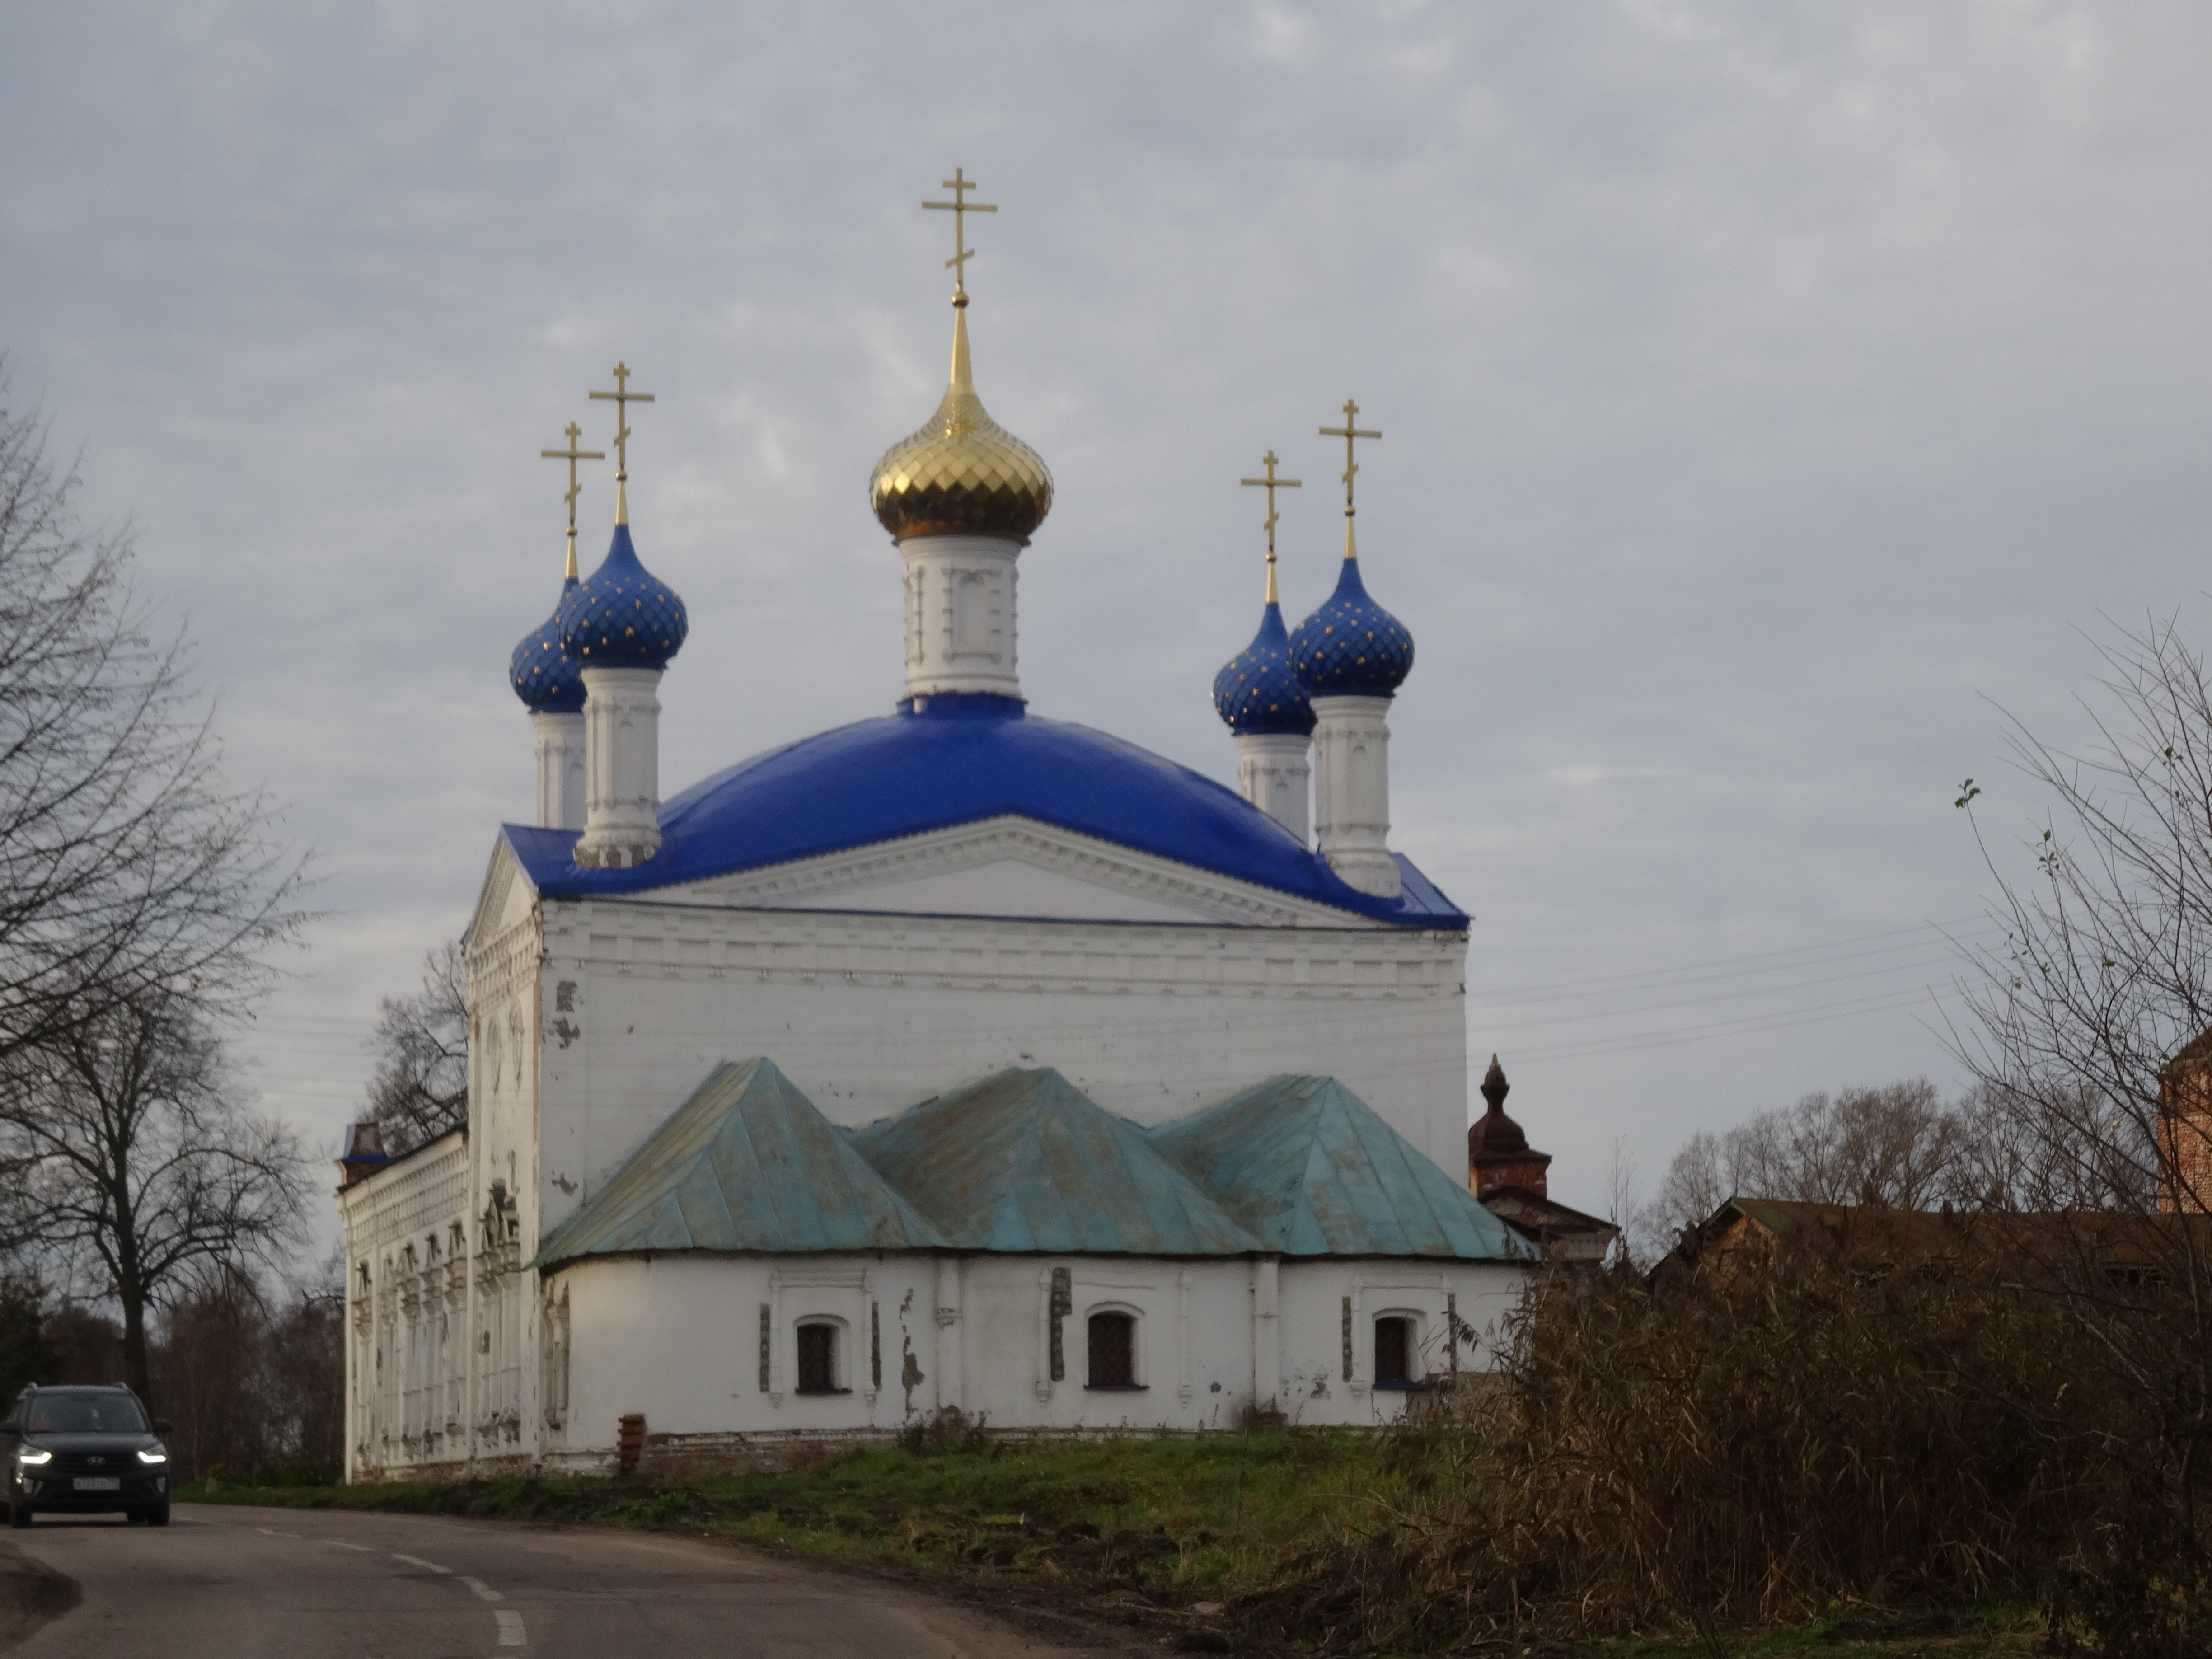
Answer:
[
  {"xmin": 923, "ymin": 167, "xmax": 997, "ymax": 307},
  {"xmin": 540, "ymin": 421, "xmax": 606, "ymax": 580},
  {"xmin": 1318, "ymin": 398, "xmax": 1381, "ymax": 560},
  {"xmin": 587, "ymin": 362, "xmax": 656, "ymax": 525},
  {"xmin": 1240, "ymin": 451, "xmax": 1302, "ymax": 604}
]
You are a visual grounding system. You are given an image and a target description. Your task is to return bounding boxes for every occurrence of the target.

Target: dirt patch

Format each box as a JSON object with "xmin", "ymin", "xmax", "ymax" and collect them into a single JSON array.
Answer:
[{"xmin": 0, "ymin": 1539, "xmax": 78, "ymax": 1650}]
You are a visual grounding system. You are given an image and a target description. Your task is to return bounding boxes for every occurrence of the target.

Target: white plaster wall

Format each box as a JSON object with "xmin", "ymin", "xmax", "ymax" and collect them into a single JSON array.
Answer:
[
  {"xmin": 561, "ymin": 1254, "xmax": 938, "ymax": 1444},
  {"xmin": 531, "ymin": 904, "xmax": 1470, "ymax": 1237},
  {"xmin": 1275, "ymin": 1259, "xmax": 1524, "ymax": 1426},
  {"xmin": 552, "ymin": 1252, "xmax": 1531, "ymax": 1457}
]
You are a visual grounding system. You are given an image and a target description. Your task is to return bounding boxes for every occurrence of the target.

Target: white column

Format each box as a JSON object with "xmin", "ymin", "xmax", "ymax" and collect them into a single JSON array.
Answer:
[
  {"xmin": 934, "ymin": 1255, "xmax": 963, "ymax": 1415},
  {"xmin": 530, "ymin": 711, "xmax": 586, "ymax": 832},
  {"xmin": 1233, "ymin": 732, "xmax": 1312, "ymax": 844},
  {"xmin": 1310, "ymin": 694, "xmax": 1400, "ymax": 898},
  {"xmin": 902, "ymin": 534, "xmax": 1022, "ymax": 702},
  {"xmin": 575, "ymin": 667, "xmax": 662, "ymax": 869},
  {"xmin": 1251, "ymin": 1256, "xmax": 1280, "ymax": 1414}
]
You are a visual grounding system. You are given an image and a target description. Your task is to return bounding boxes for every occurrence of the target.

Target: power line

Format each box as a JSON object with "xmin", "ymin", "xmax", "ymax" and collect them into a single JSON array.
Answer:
[
  {"xmin": 1506, "ymin": 982, "xmax": 1956, "ymax": 1064},
  {"xmin": 1474, "ymin": 914, "xmax": 1996, "ymax": 1004}
]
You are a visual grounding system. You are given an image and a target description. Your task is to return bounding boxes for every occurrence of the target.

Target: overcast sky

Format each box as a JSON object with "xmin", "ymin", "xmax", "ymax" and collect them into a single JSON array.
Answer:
[{"xmin": 5, "ymin": 2, "xmax": 2209, "ymax": 1223}]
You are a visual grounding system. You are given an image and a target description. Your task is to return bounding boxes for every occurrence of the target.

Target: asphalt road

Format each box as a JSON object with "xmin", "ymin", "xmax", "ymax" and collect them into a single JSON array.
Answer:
[{"xmin": 0, "ymin": 1502, "xmax": 1095, "ymax": 1658}]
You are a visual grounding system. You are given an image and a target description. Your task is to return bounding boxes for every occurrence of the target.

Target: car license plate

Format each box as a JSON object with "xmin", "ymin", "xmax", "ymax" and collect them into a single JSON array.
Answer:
[{"xmin": 72, "ymin": 1477, "xmax": 119, "ymax": 1491}]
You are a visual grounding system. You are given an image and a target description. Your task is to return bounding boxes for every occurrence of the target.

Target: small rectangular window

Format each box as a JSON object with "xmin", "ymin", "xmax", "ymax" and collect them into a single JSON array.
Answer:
[
  {"xmin": 1087, "ymin": 1312, "xmax": 1136, "ymax": 1388},
  {"xmin": 1374, "ymin": 1316, "xmax": 1415, "ymax": 1387},
  {"xmin": 796, "ymin": 1322, "xmax": 840, "ymax": 1394}
]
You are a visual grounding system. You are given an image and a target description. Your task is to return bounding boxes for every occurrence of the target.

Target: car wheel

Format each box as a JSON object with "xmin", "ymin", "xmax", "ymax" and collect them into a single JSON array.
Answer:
[
  {"xmin": 125, "ymin": 1506, "xmax": 147, "ymax": 1525},
  {"xmin": 145, "ymin": 1503, "xmax": 169, "ymax": 1528}
]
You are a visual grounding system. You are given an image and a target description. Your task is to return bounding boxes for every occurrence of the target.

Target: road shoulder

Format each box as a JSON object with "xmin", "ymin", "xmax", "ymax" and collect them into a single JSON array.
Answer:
[{"xmin": 0, "ymin": 1539, "xmax": 80, "ymax": 1651}]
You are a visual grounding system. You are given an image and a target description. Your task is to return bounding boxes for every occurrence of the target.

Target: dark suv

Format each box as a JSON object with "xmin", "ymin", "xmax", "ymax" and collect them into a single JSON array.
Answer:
[{"xmin": 0, "ymin": 1385, "xmax": 172, "ymax": 1526}]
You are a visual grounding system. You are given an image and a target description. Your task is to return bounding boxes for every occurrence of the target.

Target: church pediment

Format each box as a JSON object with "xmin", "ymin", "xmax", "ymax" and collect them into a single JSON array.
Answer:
[
  {"xmin": 467, "ymin": 833, "xmax": 540, "ymax": 950},
  {"xmin": 661, "ymin": 815, "xmax": 1385, "ymax": 928}
]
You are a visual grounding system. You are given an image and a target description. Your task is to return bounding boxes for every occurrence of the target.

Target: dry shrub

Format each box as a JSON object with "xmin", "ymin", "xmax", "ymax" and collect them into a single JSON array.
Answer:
[{"xmin": 1255, "ymin": 1215, "xmax": 2208, "ymax": 1653}]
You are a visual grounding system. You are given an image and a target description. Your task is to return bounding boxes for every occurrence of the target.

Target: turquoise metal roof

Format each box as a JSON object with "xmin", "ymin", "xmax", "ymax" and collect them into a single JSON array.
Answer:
[
  {"xmin": 1149, "ymin": 1075, "xmax": 1530, "ymax": 1261},
  {"xmin": 848, "ymin": 1069, "xmax": 1265, "ymax": 1256},
  {"xmin": 532, "ymin": 1059, "xmax": 949, "ymax": 1268}
]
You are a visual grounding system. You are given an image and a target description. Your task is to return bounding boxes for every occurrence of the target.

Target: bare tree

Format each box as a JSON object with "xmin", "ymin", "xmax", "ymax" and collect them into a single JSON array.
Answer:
[
  {"xmin": 0, "ymin": 992, "xmax": 307, "ymax": 1403},
  {"xmin": 0, "ymin": 371, "xmax": 309, "ymax": 1062},
  {"xmin": 363, "ymin": 940, "xmax": 468, "ymax": 1153},
  {"xmin": 1645, "ymin": 1079, "xmax": 1962, "ymax": 1251},
  {"xmin": 1949, "ymin": 611, "xmax": 2212, "ymax": 1639}
]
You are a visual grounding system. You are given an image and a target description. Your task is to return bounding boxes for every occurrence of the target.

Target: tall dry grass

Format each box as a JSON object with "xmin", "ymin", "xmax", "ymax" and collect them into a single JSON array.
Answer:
[{"xmin": 1256, "ymin": 1216, "xmax": 2207, "ymax": 1654}]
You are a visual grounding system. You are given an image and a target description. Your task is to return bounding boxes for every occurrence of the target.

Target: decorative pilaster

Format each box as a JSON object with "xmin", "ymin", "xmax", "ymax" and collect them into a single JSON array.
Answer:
[
  {"xmin": 1309, "ymin": 693, "xmax": 1399, "ymax": 897},
  {"xmin": 574, "ymin": 667, "xmax": 662, "ymax": 869},
  {"xmin": 530, "ymin": 711, "xmax": 586, "ymax": 832},
  {"xmin": 902, "ymin": 535, "xmax": 1022, "ymax": 702},
  {"xmin": 1233, "ymin": 732, "xmax": 1312, "ymax": 842}
]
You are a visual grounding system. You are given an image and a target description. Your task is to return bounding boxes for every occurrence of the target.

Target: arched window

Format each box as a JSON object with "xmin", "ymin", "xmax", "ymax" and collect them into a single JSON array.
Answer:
[
  {"xmin": 1087, "ymin": 1311, "xmax": 1136, "ymax": 1388},
  {"xmin": 796, "ymin": 1321, "xmax": 843, "ymax": 1394},
  {"xmin": 1374, "ymin": 1315, "xmax": 1416, "ymax": 1388}
]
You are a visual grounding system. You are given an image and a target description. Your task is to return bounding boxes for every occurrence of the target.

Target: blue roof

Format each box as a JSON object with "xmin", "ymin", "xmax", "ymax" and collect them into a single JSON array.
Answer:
[
  {"xmin": 1213, "ymin": 600, "xmax": 1316, "ymax": 736},
  {"xmin": 1289, "ymin": 556, "xmax": 1414, "ymax": 696},
  {"xmin": 559, "ymin": 523, "xmax": 689, "ymax": 671},
  {"xmin": 848, "ymin": 1069, "xmax": 1265, "ymax": 1256},
  {"xmin": 531, "ymin": 1058, "xmax": 948, "ymax": 1267},
  {"xmin": 510, "ymin": 574, "xmax": 586, "ymax": 713},
  {"xmin": 1150, "ymin": 1075, "xmax": 1528, "ymax": 1261},
  {"xmin": 497, "ymin": 698, "xmax": 1466, "ymax": 927}
]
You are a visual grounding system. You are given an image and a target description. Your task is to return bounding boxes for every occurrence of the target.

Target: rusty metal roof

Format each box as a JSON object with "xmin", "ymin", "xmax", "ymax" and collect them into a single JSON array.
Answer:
[
  {"xmin": 848, "ymin": 1069, "xmax": 1265, "ymax": 1256},
  {"xmin": 1150, "ymin": 1075, "xmax": 1530, "ymax": 1261},
  {"xmin": 532, "ymin": 1058, "xmax": 949, "ymax": 1269}
]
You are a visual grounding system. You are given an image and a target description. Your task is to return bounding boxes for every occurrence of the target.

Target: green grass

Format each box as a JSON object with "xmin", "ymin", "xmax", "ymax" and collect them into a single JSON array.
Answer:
[
  {"xmin": 174, "ymin": 1435, "xmax": 2054, "ymax": 1658},
  {"xmin": 177, "ymin": 1429, "xmax": 1397, "ymax": 1609}
]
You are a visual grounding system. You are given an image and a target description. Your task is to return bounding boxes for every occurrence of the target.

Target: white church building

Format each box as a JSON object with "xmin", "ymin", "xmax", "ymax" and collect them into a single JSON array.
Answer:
[{"xmin": 336, "ymin": 182, "xmax": 1532, "ymax": 1480}]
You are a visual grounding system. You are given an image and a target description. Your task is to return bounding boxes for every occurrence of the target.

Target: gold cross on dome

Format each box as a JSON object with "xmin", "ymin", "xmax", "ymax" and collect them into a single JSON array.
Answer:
[
  {"xmin": 587, "ymin": 362, "xmax": 656, "ymax": 483},
  {"xmin": 1240, "ymin": 452, "xmax": 1301, "ymax": 600},
  {"xmin": 1318, "ymin": 398, "xmax": 1381, "ymax": 517},
  {"xmin": 540, "ymin": 422, "xmax": 606, "ymax": 579},
  {"xmin": 923, "ymin": 167, "xmax": 997, "ymax": 302},
  {"xmin": 541, "ymin": 422, "xmax": 605, "ymax": 525}
]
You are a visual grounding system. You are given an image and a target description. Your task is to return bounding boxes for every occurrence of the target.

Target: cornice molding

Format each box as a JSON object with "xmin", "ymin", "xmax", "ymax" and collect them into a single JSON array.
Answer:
[{"xmin": 661, "ymin": 815, "xmax": 1390, "ymax": 930}]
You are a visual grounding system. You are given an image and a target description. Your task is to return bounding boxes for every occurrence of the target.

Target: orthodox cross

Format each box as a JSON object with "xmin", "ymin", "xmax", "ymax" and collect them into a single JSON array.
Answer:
[
  {"xmin": 540, "ymin": 422, "xmax": 605, "ymax": 579},
  {"xmin": 1318, "ymin": 399, "xmax": 1381, "ymax": 519},
  {"xmin": 588, "ymin": 362, "xmax": 655, "ymax": 523},
  {"xmin": 1239, "ymin": 451, "xmax": 1301, "ymax": 601},
  {"xmin": 923, "ymin": 168, "xmax": 997, "ymax": 302}
]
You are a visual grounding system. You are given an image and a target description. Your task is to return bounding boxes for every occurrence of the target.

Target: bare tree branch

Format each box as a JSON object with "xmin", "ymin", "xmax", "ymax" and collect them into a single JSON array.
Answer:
[
  {"xmin": 0, "ymin": 366, "xmax": 312, "ymax": 1062},
  {"xmin": 362, "ymin": 939, "xmax": 468, "ymax": 1153}
]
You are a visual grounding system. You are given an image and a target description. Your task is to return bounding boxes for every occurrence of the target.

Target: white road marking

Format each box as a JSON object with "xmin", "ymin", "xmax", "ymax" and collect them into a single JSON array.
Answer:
[
  {"xmin": 495, "ymin": 1607, "xmax": 527, "ymax": 1646},
  {"xmin": 323, "ymin": 1540, "xmax": 372, "ymax": 1551},
  {"xmin": 460, "ymin": 1575, "xmax": 505, "ymax": 1602},
  {"xmin": 390, "ymin": 1552, "xmax": 451, "ymax": 1575},
  {"xmin": 253, "ymin": 1527, "xmax": 296, "ymax": 1537}
]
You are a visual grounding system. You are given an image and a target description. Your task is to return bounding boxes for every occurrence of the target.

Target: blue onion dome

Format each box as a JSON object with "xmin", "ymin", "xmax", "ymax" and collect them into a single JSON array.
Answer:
[
  {"xmin": 1289, "ymin": 555, "xmax": 1414, "ymax": 696},
  {"xmin": 509, "ymin": 576, "xmax": 586, "ymax": 712},
  {"xmin": 1212, "ymin": 600, "xmax": 1315, "ymax": 736},
  {"xmin": 558, "ymin": 524, "xmax": 688, "ymax": 670}
]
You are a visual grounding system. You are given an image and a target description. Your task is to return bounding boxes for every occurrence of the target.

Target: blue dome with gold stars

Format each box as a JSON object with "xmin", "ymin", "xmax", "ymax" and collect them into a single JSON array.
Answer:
[
  {"xmin": 1289, "ymin": 556, "xmax": 1413, "ymax": 696},
  {"xmin": 510, "ymin": 577, "xmax": 587, "ymax": 713},
  {"xmin": 558, "ymin": 524, "xmax": 688, "ymax": 671},
  {"xmin": 1213, "ymin": 600, "xmax": 1315, "ymax": 736}
]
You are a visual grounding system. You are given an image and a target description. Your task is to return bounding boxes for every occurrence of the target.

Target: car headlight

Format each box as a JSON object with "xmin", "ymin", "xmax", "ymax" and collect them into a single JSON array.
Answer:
[
  {"xmin": 136, "ymin": 1448, "xmax": 166, "ymax": 1465},
  {"xmin": 16, "ymin": 1448, "xmax": 50, "ymax": 1466}
]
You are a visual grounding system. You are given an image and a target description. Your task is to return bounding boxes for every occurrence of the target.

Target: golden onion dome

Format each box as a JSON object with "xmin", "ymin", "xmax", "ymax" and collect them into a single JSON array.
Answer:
[{"xmin": 870, "ymin": 304, "xmax": 1052, "ymax": 543}]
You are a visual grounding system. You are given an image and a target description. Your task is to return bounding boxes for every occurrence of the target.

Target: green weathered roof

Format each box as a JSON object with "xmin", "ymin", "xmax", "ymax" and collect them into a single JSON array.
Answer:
[
  {"xmin": 1149, "ymin": 1075, "xmax": 1530, "ymax": 1261},
  {"xmin": 848, "ymin": 1069, "xmax": 1265, "ymax": 1255},
  {"xmin": 532, "ymin": 1059, "xmax": 949, "ymax": 1268}
]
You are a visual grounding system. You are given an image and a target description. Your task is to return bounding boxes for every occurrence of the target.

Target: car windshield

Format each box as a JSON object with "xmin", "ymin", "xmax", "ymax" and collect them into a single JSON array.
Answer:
[{"xmin": 22, "ymin": 1393, "xmax": 148, "ymax": 1434}]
